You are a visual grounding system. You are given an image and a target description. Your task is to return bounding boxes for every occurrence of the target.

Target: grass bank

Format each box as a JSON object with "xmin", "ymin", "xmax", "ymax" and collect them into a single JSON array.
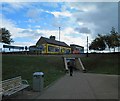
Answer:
[
  {"xmin": 2, "ymin": 55, "xmax": 65, "ymax": 88},
  {"xmin": 81, "ymin": 53, "xmax": 119, "ymax": 75}
]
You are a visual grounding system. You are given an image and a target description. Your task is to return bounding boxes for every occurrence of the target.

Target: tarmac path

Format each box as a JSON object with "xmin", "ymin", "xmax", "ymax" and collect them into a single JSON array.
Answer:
[
  {"xmin": 37, "ymin": 71, "xmax": 118, "ymax": 99},
  {"xmin": 6, "ymin": 71, "xmax": 118, "ymax": 100}
]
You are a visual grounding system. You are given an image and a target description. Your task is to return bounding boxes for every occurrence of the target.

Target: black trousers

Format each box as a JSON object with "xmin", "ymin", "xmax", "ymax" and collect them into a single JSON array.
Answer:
[{"xmin": 69, "ymin": 67, "xmax": 73, "ymax": 76}]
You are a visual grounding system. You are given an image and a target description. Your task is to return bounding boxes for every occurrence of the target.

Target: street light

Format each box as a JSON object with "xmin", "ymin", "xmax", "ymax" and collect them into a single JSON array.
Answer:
[
  {"xmin": 87, "ymin": 36, "xmax": 89, "ymax": 57},
  {"xmin": 59, "ymin": 27, "xmax": 60, "ymax": 42},
  {"xmin": 59, "ymin": 27, "xmax": 61, "ymax": 53}
]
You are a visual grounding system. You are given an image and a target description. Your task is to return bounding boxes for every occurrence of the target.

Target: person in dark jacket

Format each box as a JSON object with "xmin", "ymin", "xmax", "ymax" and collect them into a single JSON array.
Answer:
[{"xmin": 68, "ymin": 60, "xmax": 74, "ymax": 76}]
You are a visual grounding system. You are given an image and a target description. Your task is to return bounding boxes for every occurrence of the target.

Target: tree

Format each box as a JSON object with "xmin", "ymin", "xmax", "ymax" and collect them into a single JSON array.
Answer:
[
  {"xmin": 97, "ymin": 34, "xmax": 106, "ymax": 51},
  {"xmin": 117, "ymin": 33, "xmax": 120, "ymax": 52},
  {"xmin": 104, "ymin": 34, "xmax": 113, "ymax": 52},
  {"xmin": 104, "ymin": 27, "xmax": 120, "ymax": 52},
  {"xmin": 89, "ymin": 34, "xmax": 106, "ymax": 51},
  {"xmin": 25, "ymin": 46, "xmax": 28, "ymax": 55},
  {"xmin": 25, "ymin": 46, "xmax": 27, "ymax": 51},
  {"xmin": 89, "ymin": 27, "xmax": 120, "ymax": 52},
  {"xmin": 0, "ymin": 28, "xmax": 14, "ymax": 44},
  {"xmin": 89, "ymin": 39, "xmax": 98, "ymax": 51},
  {"xmin": 110, "ymin": 27, "xmax": 119, "ymax": 52}
]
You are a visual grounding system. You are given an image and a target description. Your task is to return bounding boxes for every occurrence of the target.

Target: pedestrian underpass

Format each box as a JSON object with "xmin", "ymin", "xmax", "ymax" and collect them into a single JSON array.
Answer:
[{"xmin": 63, "ymin": 57, "xmax": 86, "ymax": 72}]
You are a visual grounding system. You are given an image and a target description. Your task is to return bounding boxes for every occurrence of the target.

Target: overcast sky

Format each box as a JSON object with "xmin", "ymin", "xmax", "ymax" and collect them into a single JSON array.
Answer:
[{"xmin": 0, "ymin": 2, "xmax": 118, "ymax": 52}]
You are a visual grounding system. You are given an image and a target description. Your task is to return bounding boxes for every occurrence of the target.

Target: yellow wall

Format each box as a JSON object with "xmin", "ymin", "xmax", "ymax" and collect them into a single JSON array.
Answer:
[
  {"xmin": 41, "ymin": 43, "xmax": 71, "ymax": 54},
  {"xmin": 41, "ymin": 44, "xmax": 47, "ymax": 53}
]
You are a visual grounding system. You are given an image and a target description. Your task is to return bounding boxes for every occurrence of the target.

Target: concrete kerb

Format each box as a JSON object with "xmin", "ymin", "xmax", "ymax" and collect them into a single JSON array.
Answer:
[{"xmin": 84, "ymin": 72, "xmax": 119, "ymax": 77}]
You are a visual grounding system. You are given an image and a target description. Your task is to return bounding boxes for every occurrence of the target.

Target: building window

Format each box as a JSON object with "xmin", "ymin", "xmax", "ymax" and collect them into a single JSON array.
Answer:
[
  {"xmin": 48, "ymin": 46, "xmax": 55, "ymax": 52},
  {"xmin": 66, "ymin": 49, "xmax": 70, "ymax": 54},
  {"xmin": 48, "ymin": 45, "xmax": 60, "ymax": 52},
  {"xmin": 55, "ymin": 47, "xmax": 60, "ymax": 52},
  {"xmin": 61, "ymin": 48, "xmax": 65, "ymax": 53}
]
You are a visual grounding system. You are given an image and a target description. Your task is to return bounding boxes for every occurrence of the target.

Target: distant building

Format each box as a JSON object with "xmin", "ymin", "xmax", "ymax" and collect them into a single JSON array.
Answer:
[
  {"xmin": 70, "ymin": 44, "xmax": 84, "ymax": 54},
  {"xmin": 29, "ymin": 45, "xmax": 38, "ymax": 51},
  {"xmin": 29, "ymin": 36, "xmax": 71, "ymax": 54}
]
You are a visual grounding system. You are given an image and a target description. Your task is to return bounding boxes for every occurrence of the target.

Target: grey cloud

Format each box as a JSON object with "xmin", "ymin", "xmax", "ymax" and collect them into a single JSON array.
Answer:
[
  {"xmin": 65, "ymin": 33, "xmax": 80, "ymax": 38},
  {"xmin": 20, "ymin": 29, "xmax": 43, "ymax": 38},
  {"xmin": 26, "ymin": 9, "xmax": 40, "ymax": 18},
  {"xmin": 75, "ymin": 27, "xmax": 91, "ymax": 34},
  {"xmin": 72, "ymin": 2, "xmax": 118, "ymax": 36},
  {"xmin": 2, "ymin": 2, "xmax": 33, "ymax": 13},
  {"xmin": 26, "ymin": 8, "xmax": 43, "ymax": 23},
  {"xmin": 40, "ymin": 2, "xmax": 59, "ymax": 8}
]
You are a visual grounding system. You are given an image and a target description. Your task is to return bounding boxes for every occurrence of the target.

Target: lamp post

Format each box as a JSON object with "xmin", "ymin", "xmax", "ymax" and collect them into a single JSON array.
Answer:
[
  {"xmin": 59, "ymin": 27, "xmax": 60, "ymax": 42},
  {"xmin": 59, "ymin": 27, "xmax": 61, "ymax": 53},
  {"xmin": 87, "ymin": 36, "xmax": 88, "ymax": 57}
]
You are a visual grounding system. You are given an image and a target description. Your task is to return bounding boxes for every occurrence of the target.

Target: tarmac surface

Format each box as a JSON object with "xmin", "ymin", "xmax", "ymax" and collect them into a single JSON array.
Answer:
[{"xmin": 5, "ymin": 71, "xmax": 118, "ymax": 100}]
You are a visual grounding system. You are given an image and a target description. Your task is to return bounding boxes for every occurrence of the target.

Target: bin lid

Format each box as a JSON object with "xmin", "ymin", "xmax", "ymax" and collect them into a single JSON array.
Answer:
[{"xmin": 33, "ymin": 72, "xmax": 44, "ymax": 76}]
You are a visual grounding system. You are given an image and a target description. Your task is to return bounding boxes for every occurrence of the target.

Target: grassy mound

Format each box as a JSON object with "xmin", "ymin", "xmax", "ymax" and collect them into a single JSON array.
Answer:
[
  {"xmin": 2, "ymin": 55, "xmax": 65, "ymax": 88},
  {"xmin": 81, "ymin": 53, "xmax": 119, "ymax": 75}
]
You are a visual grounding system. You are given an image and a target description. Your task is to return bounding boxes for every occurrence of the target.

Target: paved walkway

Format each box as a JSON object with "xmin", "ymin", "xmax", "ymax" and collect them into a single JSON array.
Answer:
[
  {"xmin": 7, "ymin": 71, "xmax": 118, "ymax": 100},
  {"xmin": 37, "ymin": 71, "xmax": 118, "ymax": 99}
]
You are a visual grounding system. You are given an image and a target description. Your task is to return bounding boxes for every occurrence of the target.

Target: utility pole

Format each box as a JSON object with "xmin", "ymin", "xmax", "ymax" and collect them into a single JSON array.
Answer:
[
  {"xmin": 59, "ymin": 27, "xmax": 61, "ymax": 53},
  {"xmin": 87, "ymin": 36, "xmax": 88, "ymax": 57},
  {"xmin": 59, "ymin": 27, "xmax": 60, "ymax": 41}
]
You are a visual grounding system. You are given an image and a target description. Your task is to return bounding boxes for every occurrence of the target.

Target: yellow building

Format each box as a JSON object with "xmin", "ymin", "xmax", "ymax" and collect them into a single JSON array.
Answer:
[{"xmin": 30, "ymin": 36, "xmax": 71, "ymax": 54}]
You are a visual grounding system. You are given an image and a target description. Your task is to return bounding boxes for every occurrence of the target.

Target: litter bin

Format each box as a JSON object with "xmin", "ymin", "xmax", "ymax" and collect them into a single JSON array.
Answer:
[{"xmin": 33, "ymin": 72, "xmax": 44, "ymax": 92}]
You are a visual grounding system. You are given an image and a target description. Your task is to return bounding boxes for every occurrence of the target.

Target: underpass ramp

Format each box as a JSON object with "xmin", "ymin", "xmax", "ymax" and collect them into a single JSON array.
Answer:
[
  {"xmin": 76, "ymin": 58, "xmax": 86, "ymax": 72},
  {"xmin": 75, "ymin": 58, "xmax": 82, "ymax": 71},
  {"xmin": 64, "ymin": 57, "xmax": 69, "ymax": 72},
  {"xmin": 63, "ymin": 57, "xmax": 86, "ymax": 73}
]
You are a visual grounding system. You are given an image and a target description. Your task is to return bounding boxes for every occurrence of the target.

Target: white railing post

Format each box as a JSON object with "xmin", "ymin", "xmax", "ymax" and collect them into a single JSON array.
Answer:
[
  {"xmin": 78, "ymin": 58, "xmax": 85, "ymax": 71},
  {"xmin": 64, "ymin": 58, "xmax": 69, "ymax": 71}
]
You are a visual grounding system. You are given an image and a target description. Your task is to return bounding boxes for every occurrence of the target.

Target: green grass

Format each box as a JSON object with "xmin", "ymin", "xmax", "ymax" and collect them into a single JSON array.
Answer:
[
  {"xmin": 2, "ymin": 53, "xmax": 119, "ymax": 89},
  {"xmin": 81, "ymin": 54, "xmax": 119, "ymax": 75},
  {"xmin": 2, "ymin": 55, "xmax": 65, "ymax": 88}
]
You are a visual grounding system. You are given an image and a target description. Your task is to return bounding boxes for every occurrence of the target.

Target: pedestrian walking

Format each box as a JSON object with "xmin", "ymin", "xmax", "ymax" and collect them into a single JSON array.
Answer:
[{"xmin": 68, "ymin": 59, "xmax": 74, "ymax": 76}]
